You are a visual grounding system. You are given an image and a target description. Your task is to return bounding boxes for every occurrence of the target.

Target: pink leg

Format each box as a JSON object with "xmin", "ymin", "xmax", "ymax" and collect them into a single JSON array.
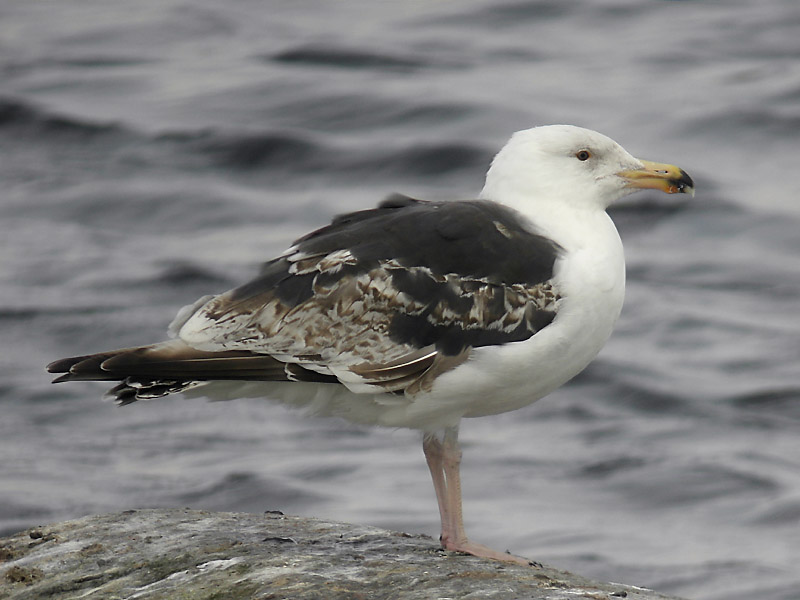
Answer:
[
  {"xmin": 422, "ymin": 433, "xmax": 451, "ymax": 535},
  {"xmin": 423, "ymin": 426, "xmax": 535, "ymax": 566}
]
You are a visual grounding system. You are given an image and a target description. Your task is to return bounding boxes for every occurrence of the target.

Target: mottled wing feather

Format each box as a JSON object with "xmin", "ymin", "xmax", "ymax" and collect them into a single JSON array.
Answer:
[{"xmin": 178, "ymin": 196, "xmax": 563, "ymax": 393}]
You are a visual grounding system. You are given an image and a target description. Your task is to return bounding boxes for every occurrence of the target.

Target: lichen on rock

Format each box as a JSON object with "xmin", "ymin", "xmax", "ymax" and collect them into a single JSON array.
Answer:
[{"xmin": 0, "ymin": 509, "xmax": 685, "ymax": 600}]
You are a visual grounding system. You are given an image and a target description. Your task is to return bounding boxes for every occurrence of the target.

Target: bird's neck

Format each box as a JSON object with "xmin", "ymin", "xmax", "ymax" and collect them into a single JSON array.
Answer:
[{"xmin": 479, "ymin": 186, "xmax": 613, "ymax": 254}]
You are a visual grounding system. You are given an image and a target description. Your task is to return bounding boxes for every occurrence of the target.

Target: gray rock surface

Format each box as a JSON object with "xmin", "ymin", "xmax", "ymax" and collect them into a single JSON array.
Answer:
[{"xmin": 0, "ymin": 509, "xmax": 686, "ymax": 600}]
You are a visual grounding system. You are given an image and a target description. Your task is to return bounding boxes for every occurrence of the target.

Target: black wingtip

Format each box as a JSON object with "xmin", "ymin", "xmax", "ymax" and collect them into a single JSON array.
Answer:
[{"xmin": 46, "ymin": 357, "xmax": 75, "ymax": 373}]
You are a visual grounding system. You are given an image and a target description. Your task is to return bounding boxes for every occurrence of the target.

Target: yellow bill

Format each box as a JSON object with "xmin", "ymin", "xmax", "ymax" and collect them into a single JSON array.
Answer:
[{"xmin": 618, "ymin": 159, "xmax": 695, "ymax": 196}]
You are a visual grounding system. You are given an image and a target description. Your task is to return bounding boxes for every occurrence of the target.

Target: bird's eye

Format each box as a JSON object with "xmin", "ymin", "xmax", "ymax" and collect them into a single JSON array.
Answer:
[{"xmin": 576, "ymin": 150, "xmax": 591, "ymax": 161}]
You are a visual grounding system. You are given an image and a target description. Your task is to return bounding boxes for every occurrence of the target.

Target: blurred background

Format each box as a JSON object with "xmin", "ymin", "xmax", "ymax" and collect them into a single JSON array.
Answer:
[{"xmin": 1, "ymin": 1, "xmax": 798, "ymax": 598}]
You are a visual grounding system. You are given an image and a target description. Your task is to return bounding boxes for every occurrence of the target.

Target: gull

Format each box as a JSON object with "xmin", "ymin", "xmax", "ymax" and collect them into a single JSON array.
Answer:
[{"xmin": 48, "ymin": 125, "xmax": 694, "ymax": 565}]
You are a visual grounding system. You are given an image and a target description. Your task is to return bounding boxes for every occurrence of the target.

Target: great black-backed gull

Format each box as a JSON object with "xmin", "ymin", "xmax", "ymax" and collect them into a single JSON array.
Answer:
[{"xmin": 48, "ymin": 125, "xmax": 694, "ymax": 565}]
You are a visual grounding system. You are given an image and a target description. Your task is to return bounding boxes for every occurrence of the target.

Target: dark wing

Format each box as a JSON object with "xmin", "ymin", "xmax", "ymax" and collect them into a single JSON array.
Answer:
[
  {"xmin": 175, "ymin": 194, "xmax": 563, "ymax": 392},
  {"xmin": 49, "ymin": 195, "xmax": 563, "ymax": 401}
]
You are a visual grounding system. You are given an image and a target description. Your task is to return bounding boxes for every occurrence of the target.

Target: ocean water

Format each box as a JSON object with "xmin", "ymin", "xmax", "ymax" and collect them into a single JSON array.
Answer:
[{"xmin": 1, "ymin": 1, "xmax": 799, "ymax": 599}]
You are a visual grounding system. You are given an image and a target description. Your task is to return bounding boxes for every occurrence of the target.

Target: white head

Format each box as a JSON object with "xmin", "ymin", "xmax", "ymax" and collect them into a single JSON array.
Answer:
[{"xmin": 481, "ymin": 125, "xmax": 693, "ymax": 213}]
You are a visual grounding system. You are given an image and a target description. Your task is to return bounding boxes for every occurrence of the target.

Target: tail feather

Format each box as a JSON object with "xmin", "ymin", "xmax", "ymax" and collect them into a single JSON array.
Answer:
[
  {"xmin": 47, "ymin": 340, "xmax": 337, "ymax": 404},
  {"xmin": 48, "ymin": 350, "xmax": 134, "ymax": 381}
]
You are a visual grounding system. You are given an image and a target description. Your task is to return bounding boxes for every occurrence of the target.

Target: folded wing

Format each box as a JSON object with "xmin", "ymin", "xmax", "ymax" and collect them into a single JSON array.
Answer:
[{"xmin": 48, "ymin": 195, "xmax": 563, "ymax": 403}]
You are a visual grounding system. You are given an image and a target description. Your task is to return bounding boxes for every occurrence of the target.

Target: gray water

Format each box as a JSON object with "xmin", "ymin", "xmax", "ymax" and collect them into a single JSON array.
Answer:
[{"xmin": 1, "ymin": 2, "xmax": 799, "ymax": 599}]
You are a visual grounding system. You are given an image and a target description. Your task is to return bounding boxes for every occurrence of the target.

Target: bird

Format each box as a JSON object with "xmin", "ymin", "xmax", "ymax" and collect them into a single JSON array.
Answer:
[{"xmin": 47, "ymin": 124, "xmax": 694, "ymax": 565}]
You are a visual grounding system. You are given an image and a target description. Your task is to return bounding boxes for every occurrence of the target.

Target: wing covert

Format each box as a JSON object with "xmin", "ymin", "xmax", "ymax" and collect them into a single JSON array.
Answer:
[{"xmin": 178, "ymin": 196, "xmax": 563, "ymax": 393}]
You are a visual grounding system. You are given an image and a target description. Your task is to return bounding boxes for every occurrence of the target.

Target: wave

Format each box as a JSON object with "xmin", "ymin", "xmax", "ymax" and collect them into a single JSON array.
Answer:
[
  {"xmin": 0, "ymin": 96, "xmax": 128, "ymax": 139},
  {"xmin": 684, "ymin": 107, "xmax": 800, "ymax": 139},
  {"xmin": 0, "ymin": 95, "xmax": 490, "ymax": 181},
  {"xmin": 269, "ymin": 44, "xmax": 429, "ymax": 71},
  {"xmin": 159, "ymin": 127, "xmax": 490, "ymax": 178},
  {"xmin": 163, "ymin": 130, "xmax": 323, "ymax": 170},
  {"xmin": 422, "ymin": 0, "xmax": 571, "ymax": 28}
]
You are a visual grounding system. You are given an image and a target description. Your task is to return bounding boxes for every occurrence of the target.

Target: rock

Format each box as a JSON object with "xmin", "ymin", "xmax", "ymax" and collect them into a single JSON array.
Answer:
[{"xmin": 0, "ymin": 509, "xmax": 684, "ymax": 600}]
